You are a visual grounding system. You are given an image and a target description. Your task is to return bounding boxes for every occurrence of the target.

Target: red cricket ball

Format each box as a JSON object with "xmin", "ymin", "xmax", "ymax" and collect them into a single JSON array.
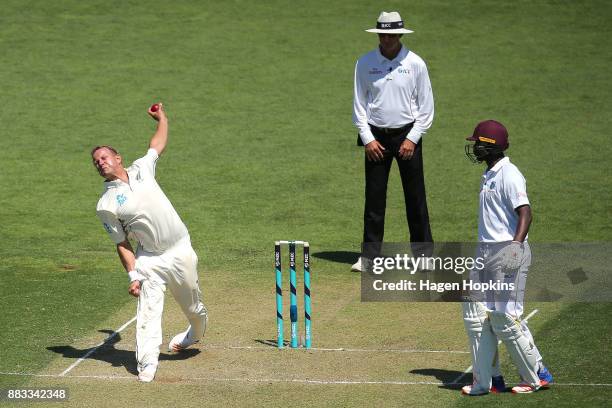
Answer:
[{"xmin": 150, "ymin": 103, "xmax": 160, "ymax": 112}]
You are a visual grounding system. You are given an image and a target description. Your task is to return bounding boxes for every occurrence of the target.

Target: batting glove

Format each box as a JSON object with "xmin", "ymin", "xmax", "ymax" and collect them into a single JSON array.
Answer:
[{"xmin": 500, "ymin": 241, "xmax": 524, "ymax": 271}]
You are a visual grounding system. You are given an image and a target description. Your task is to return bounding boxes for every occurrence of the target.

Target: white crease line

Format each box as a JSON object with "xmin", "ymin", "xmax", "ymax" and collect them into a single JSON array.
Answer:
[
  {"xmin": 202, "ymin": 377, "xmax": 450, "ymax": 385},
  {"xmin": 59, "ymin": 316, "xmax": 137, "ymax": 377},
  {"xmin": 451, "ymin": 308, "xmax": 539, "ymax": 385},
  {"xmin": 543, "ymin": 383, "xmax": 612, "ymax": 387},
  {"xmin": 1, "ymin": 372, "xmax": 132, "ymax": 380},
  {"xmin": 0, "ymin": 372, "xmax": 610, "ymax": 387},
  {"xmin": 207, "ymin": 345, "xmax": 469, "ymax": 354}
]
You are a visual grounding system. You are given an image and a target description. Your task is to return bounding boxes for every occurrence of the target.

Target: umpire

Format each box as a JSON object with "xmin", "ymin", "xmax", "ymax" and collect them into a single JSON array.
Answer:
[{"xmin": 352, "ymin": 11, "xmax": 435, "ymax": 271}]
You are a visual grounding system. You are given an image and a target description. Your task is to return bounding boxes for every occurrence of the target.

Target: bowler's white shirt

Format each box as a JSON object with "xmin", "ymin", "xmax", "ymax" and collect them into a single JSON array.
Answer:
[
  {"xmin": 478, "ymin": 157, "xmax": 530, "ymax": 242},
  {"xmin": 353, "ymin": 45, "xmax": 434, "ymax": 145},
  {"xmin": 96, "ymin": 149, "xmax": 189, "ymax": 254}
]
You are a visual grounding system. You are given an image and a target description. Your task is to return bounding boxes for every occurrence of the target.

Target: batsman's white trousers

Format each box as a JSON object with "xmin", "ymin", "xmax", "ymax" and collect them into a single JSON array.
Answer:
[
  {"xmin": 134, "ymin": 236, "xmax": 208, "ymax": 371},
  {"xmin": 470, "ymin": 241, "xmax": 542, "ymax": 362}
]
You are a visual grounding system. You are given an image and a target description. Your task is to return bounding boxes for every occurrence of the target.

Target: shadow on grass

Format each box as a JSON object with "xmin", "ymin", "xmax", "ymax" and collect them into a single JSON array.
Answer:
[
  {"xmin": 256, "ymin": 339, "xmax": 316, "ymax": 349},
  {"xmin": 410, "ymin": 368, "xmax": 471, "ymax": 390},
  {"xmin": 312, "ymin": 251, "xmax": 359, "ymax": 265},
  {"xmin": 47, "ymin": 329, "xmax": 200, "ymax": 375},
  {"xmin": 254, "ymin": 339, "xmax": 278, "ymax": 348}
]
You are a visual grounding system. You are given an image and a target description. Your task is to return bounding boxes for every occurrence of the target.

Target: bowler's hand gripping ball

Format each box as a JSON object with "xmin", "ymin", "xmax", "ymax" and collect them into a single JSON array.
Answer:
[{"xmin": 150, "ymin": 103, "xmax": 160, "ymax": 112}]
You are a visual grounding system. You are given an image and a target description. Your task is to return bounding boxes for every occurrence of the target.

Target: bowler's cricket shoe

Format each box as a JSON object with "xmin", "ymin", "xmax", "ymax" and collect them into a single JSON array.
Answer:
[
  {"xmin": 511, "ymin": 382, "xmax": 541, "ymax": 394},
  {"xmin": 138, "ymin": 364, "xmax": 157, "ymax": 383},
  {"xmin": 491, "ymin": 375, "xmax": 506, "ymax": 393},
  {"xmin": 538, "ymin": 365, "xmax": 553, "ymax": 387},
  {"xmin": 461, "ymin": 383, "xmax": 489, "ymax": 396},
  {"xmin": 168, "ymin": 326, "xmax": 198, "ymax": 352}
]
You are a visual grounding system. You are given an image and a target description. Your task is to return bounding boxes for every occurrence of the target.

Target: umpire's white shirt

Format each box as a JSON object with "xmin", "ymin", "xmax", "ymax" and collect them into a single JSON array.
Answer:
[
  {"xmin": 96, "ymin": 148, "xmax": 189, "ymax": 254},
  {"xmin": 353, "ymin": 45, "xmax": 434, "ymax": 145},
  {"xmin": 478, "ymin": 157, "xmax": 530, "ymax": 242}
]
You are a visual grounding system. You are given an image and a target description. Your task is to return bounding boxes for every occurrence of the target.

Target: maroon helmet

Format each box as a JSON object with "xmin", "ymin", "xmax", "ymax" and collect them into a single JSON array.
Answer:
[{"xmin": 465, "ymin": 120, "xmax": 509, "ymax": 163}]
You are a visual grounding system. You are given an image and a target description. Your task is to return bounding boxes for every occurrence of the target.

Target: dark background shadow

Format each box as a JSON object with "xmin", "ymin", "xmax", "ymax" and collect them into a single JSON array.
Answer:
[
  {"xmin": 312, "ymin": 251, "xmax": 359, "ymax": 265},
  {"xmin": 48, "ymin": 329, "xmax": 200, "ymax": 375},
  {"xmin": 410, "ymin": 368, "xmax": 551, "ymax": 393},
  {"xmin": 254, "ymin": 339, "xmax": 278, "ymax": 348},
  {"xmin": 410, "ymin": 368, "xmax": 471, "ymax": 390}
]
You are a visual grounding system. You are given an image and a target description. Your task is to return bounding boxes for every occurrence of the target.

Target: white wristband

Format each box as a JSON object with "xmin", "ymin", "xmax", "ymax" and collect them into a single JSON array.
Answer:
[{"xmin": 128, "ymin": 270, "xmax": 144, "ymax": 283}]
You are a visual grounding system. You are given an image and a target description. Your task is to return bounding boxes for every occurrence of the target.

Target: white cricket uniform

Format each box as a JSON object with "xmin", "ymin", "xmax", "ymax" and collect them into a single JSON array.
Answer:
[
  {"xmin": 478, "ymin": 157, "xmax": 530, "ymax": 243},
  {"xmin": 469, "ymin": 156, "xmax": 541, "ymax": 361},
  {"xmin": 96, "ymin": 149, "xmax": 207, "ymax": 371},
  {"xmin": 353, "ymin": 45, "xmax": 434, "ymax": 145}
]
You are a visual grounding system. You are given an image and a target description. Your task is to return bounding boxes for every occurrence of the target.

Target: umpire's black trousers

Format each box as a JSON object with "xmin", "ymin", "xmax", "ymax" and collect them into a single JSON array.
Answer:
[{"xmin": 361, "ymin": 123, "xmax": 433, "ymax": 258}]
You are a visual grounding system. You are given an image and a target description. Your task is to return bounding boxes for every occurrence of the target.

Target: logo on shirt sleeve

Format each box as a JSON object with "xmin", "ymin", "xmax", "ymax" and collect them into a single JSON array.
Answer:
[
  {"xmin": 116, "ymin": 194, "xmax": 127, "ymax": 206},
  {"xmin": 103, "ymin": 223, "xmax": 114, "ymax": 234},
  {"xmin": 489, "ymin": 181, "xmax": 496, "ymax": 189}
]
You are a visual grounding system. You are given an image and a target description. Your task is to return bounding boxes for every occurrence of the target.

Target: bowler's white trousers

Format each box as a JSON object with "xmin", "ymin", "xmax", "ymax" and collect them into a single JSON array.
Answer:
[{"xmin": 134, "ymin": 236, "xmax": 208, "ymax": 371}]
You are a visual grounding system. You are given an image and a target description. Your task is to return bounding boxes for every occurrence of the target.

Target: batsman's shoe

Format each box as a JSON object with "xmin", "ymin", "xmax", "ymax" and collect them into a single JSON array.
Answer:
[
  {"xmin": 461, "ymin": 384, "xmax": 489, "ymax": 396},
  {"xmin": 351, "ymin": 257, "xmax": 363, "ymax": 272},
  {"xmin": 138, "ymin": 364, "xmax": 157, "ymax": 383},
  {"xmin": 511, "ymin": 382, "xmax": 541, "ymax": 394},
  {"xmin": 491, "ymin": 375, "xmax": 506, "ymax": 393},
  {"xmin": 538, "ymin": 365, "xmax": 553, "ymax": 387},
  {"xmin": 168, "ymin": 327, "xmax": 198, "ymax": 352}
]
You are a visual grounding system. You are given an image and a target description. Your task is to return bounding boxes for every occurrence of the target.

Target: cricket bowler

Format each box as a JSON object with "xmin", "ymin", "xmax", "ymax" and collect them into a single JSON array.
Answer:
[{"xmin": 92, "ymin": 103, "xmax": 208, "ymax": 382}]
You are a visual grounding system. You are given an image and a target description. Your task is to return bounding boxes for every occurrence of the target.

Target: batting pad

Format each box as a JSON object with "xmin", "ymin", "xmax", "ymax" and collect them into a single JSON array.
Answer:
[
  {"xmin": 462, "ymin": 301, "xmax": 498, "ymax": 392},
  {"xmin": 489, "ymin": 311, "xmax": 540, "ymax": 387}
]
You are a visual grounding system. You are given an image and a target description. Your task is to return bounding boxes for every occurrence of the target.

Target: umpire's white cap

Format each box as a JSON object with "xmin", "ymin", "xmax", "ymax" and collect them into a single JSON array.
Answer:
[{"xmin": 366, "ymin": 11, "xmax": 414, "ymax": 34}]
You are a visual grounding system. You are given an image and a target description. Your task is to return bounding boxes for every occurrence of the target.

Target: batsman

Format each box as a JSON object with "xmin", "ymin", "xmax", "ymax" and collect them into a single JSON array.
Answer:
[
  {"xmin": 92, "ymin": 103, "xmax": 208, "ymax": 382},
  {"xmin": 461, "ymin": 120, "xmax": 553, "ymax": 395}
]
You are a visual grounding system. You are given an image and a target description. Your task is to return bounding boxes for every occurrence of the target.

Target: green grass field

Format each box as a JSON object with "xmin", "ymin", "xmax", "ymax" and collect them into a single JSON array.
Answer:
[{"xmin": 1, "ymin": 0, "xmax": 611, "ymax": 406}]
